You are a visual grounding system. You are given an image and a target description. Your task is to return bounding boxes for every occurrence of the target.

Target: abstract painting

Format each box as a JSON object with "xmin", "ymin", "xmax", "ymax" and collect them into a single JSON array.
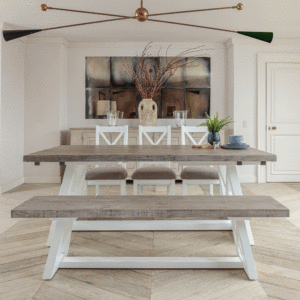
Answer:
[{"xmin": 86, "ymin": 56, "xmax": 210, "ymax": 119}]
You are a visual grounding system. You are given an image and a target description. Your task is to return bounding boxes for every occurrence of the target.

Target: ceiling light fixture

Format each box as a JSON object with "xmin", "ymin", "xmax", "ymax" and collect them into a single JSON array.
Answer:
[{"xmin": 2, "ymin": 1, "xmax": 273, "ymax": 43}]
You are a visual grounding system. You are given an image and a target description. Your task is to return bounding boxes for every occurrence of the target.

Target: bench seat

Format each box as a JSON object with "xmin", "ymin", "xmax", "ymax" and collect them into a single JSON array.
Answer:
[
  {"xmin": 11, "ymin": 195, "xmax": 289, "ymax": 219},
  {"xmin": 11, "ymin": 195, "xmax": 289, "ymax": 281}
]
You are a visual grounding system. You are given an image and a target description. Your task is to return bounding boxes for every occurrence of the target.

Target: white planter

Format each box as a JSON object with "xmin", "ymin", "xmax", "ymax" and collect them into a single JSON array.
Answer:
[{"xmin": 138, "ymin": 99, "xmax": 157, "ymax": 126}]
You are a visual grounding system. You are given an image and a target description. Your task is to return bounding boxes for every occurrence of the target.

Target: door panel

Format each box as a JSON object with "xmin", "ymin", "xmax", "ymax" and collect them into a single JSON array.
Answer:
[{"xmin": 267, "ymin": 63, "xmax": 300, "ymax": 182}]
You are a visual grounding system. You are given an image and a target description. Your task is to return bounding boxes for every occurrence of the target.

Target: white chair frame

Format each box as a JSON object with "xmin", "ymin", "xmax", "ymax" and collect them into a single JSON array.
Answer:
[
  {"xmin": 133, "ymin": 125, "xmax": 175, "ymax": 195},
  {"xmin": 181, "ymin": 126, "xmax": 220, "ymax": 195},
  {"xmin": 87, "ymin": 125, "xmax": 128, "ymax": 196}
]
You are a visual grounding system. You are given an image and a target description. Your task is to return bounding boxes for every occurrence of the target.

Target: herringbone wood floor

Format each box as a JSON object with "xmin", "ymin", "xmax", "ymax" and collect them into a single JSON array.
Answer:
[{"xmin": 0, "ymin": 183, "xmax": 300, "ymax": 300}]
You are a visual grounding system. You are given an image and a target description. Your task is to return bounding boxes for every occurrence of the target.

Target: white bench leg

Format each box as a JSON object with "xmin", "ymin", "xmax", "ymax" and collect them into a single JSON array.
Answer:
[
  {"xmin": 171, "ymin": 180, "xmax": 175, "ymax": 195},
  {"xmin": 95, "ymin": 184, "xmax": 99, "ymax": 196},
  {"xmin": 231, "ymin": 219, "xmax": 258, "ymax": 280},
  {"xmin": 47, "ymin": 164, "xmax": 87, "ymax": 247},
  {"xmin": 140, "ymin": 185, "xmax": 143, "ymax": 195},
  {"xmin": 43, "ymin": 219, "xmax": 73, "ymax": 280},
  {"xmin": 226, "ymin": 165, "xmax": 255, "ymax": 246},
  {"xmin": 121, "ymin": 181, "xmax": 126, "ymax": 195},
  {"xmin": 46, "ymin": 220, "xmax": 57, "ymax": 247},
  {"xmin": 210, "ymin": 184, "xmax": 214, "ymax": 195},
  {"xmin": 133, "ymin": 181, "xmax": 138, "ymax": 195},
  {"xmin": 182, "ymin": 181, "xmax": 187, "ymax": 196}
]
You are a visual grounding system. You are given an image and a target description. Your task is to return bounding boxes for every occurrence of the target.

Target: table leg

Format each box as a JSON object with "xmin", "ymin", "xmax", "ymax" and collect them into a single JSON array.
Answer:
[
  {"xmin": 226, "ymin": 165, "xmax": 255, "ymax": 246},
  {"xmin": 47, "ymin": 164, "xmax": 87, "ymax": 246},
  {"xmin": 231, "ymin": 219, "xmax": 258, "ymax": 280}
]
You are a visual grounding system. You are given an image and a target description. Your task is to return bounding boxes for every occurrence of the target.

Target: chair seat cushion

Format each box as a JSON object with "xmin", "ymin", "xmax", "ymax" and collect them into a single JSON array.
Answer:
[
  {"xmin": 180, "ymin": 166, "xmax": 219, "ymax": 180},
  {"xmin": 85, "ymin": 166, "xmax": 128, "ymax": 180},
  {"xmin": 132, "ymin": 166, "xmax": 177, "ymax": 180}
]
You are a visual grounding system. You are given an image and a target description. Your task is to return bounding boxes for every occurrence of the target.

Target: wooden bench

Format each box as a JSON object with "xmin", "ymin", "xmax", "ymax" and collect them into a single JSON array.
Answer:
[{"xmin": 11, "ymin": 195, "xmax": 289, "ymax": 281}]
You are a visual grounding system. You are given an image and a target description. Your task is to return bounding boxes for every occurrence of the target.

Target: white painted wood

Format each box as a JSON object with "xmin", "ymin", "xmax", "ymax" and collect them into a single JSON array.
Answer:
[
  {"xmin": 218, "ymin": 166, "xmax": 226, "ymax": 195},
  {"xmin": 180, "ymin": 126, "xmax": 220, "ymax": 195},
  {"xmin": 88, "ymin": 125, "xmax": 128, "ymax": 195},
  {"xmin": 266, "ymin": 63, "xmax": 300, "ymax": 182},
  {"xmin": 134, "ymin": 125, "xmax": 174, "ymax": 194},
  {"xmin": 70, "ymin": 127, "xmax": 225, "ymax": 178},
  {"xmin": 46, "ymin": 221, "xmax": 57, "ymax": 247},
  {"xmin": 96, "ymin": 125, "xmax": 129, "ymax": 146},
  {"xmin": 231, "ymin": 219, "xmax": 258, "ymax": 280},
  {"xmin": 210, "ymin": 184, "xmax": 213, "ymax": 195},
  {"xmin": 47, "ymin": 163, "xmax": 87, "ymax": 246},
  {"xmin": 88, "ymin": 180, "xmax": 127, "ymax": 195},
  {"xmin": 43, "ymin": 219, "xmax": 73, "ymax": 280},
  {"xmin": 43, "ymin": 217, "xmax": 257, "ymax": 279},
  {"xmin": 181, "ymin": 125, "xmax": 208, "ymax": 146},
  {"xmin": 226, "ymin": 165, "xmax": 255, "ymax": 246},
  {"xmin": 138, "ymin": 125, "xmax": 172, "ymax": 168},
  {"xmin": 72, "ymin": 220, "xmax": 233, "ymax": 231},
  {"xmin": 133, "ymin": 180, "xmax": 176, "ymax": 195},
  {"xmin": 257, "ymin": 53, "xmax": 300, "ymax": 183},
  {"xmin": 59, "ymin": 257, "xmax": 243, "ymax": 269}
]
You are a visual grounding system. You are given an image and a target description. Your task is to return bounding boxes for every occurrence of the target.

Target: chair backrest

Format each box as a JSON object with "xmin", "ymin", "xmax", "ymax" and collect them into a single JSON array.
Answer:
[
  {"xmin": 95, "ymin": 125, "xmax": 128, "ymax": 168},
  {"xmin": 139, "ymin": 125, "xmax": 171, "ymax": 146},
  {"xmin": 96, "ymin": 125, "xmax": 128, "ymax": 146},
  {"xmin": 139, "ymin": 125, "xmax": 172, "ymax": 167},
  {"xmin": 181, "ymin": 126, "xmax": 208, "ymax": 146}
]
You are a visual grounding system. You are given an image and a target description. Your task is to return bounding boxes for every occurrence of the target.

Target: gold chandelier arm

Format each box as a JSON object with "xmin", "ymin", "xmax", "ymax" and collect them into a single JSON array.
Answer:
[
  {"xmin": 149, "ymin": 4, "xmax": 243, "ymax": 17},
  {"xmin": 41, "ymin": 4, "xmax": 135, "ymax": 19},
  {"xmin": 42, "ymin": 17, "xmax": 131, "ymax": 32},
  {"xmin": 146, "ymin": 18, "xmax": 237, "ymax": 33}
]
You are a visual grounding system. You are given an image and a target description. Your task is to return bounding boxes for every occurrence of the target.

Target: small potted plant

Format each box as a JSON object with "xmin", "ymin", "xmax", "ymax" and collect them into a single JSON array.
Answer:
[{"xmin": 199, "ymin": 112, "xmax": 233, "ymax": 145}]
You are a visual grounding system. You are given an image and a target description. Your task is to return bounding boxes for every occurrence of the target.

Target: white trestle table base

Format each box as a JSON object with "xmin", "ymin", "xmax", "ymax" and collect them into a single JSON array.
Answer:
[
  {"xmin": 42, "ymin": 218, "xmax": 257, "ymax": 281},
  {"xmin": 12, "ymin": 195, "xmax": 288, "ymax": 281},
  {"xmin": 72, "ymin": 220, "xmax": 233, "ymax": 231},
  {"xmin": 46, "ymin": 162, "xmax": 255, "ymax": 246},
  {"xmin": 59, "ymin": 257, "xmax": 244, "ymax": 269},
  {"xmin": 21, "ymin": 145, "xmax": 279, "ymax": 280}
]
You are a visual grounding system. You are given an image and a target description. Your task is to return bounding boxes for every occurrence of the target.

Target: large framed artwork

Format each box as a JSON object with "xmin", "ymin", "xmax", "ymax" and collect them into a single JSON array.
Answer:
[{"xmin": 86, "ymin": 56, "xmax": 210, "ymax": 119}]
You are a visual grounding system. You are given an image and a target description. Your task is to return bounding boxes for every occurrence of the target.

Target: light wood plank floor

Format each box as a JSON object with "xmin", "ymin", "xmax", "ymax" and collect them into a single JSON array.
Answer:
[{"xmin": 0, "ymin": 183, "xmax": 299, "ymax": 300}]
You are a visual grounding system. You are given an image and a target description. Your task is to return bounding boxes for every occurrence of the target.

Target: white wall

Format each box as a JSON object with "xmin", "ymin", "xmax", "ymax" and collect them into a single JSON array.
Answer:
[
  {"xmin": 0, "ymin": 24, "xmax": 25, "ymax": 193},
  {"xmin": 67, "ymin": 42, "xmax": 228, "ymax": 129},
  {"xmin": 22, "ymin": 39, "xmax": 227, "ymax": 183},
  {"xmin": 227, "ymin": 39, "xmax": 300, "ymax": 182},
  {"xmin": 21, "ymin": 37, "xmax": 300, "ymax": 184},
  {"xmin": 24, "ymin": 40, "xmax": 68, "ymax": 183}
]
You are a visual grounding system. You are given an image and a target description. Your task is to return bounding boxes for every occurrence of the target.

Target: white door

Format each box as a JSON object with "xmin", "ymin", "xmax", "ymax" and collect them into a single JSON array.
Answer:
[{"xmin": 266, "ymin": 63, "xmax": 300, "ymax": 182}]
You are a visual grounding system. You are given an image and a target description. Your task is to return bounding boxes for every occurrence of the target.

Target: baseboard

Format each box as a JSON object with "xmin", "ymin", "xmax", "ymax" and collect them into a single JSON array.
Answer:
[
  {"xmin": 24, "ymin": 176, "xmax": 62, "ymax": 184},
  {"xmin": 0, "ymin": 177, "xmax": 25, "ymax": 194}
]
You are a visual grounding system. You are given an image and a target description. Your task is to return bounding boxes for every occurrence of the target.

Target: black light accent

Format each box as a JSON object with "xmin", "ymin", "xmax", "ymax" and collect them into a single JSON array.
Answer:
[
  {"xmin": 3, "ymin": 30, "xmax": 42, "ymax": 41},
  {"xmin": 237, "ymin": 31, "xmax": 273, "ymax": 43}
]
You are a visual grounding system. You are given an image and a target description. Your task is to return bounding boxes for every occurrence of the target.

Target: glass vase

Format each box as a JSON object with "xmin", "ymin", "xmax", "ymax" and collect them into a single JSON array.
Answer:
[{"xmin": 208, "ymin": 132, "xmax": 220, "ymax": 145}]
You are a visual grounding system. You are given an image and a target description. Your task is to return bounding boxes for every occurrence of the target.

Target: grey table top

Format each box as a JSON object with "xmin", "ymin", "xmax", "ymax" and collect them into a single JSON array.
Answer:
[{"xmin": 23, "ymin": 145, "xmax": 276, "ymax": 164}]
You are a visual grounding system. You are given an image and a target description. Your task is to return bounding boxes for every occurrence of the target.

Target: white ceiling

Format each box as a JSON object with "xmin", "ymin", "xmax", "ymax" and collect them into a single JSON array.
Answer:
[{"xmin": 1, "ymin": 0, "xmax": 300, "ymax": 43}]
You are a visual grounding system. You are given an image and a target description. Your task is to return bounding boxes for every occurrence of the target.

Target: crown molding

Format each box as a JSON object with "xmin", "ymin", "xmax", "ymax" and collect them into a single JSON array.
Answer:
[
  {"xmin": 26, "ymin": 36, "xmax": 70, "ymax": 48},
  {"xmin": 226, "ymin": 37, "xmax": 300, "ymax": 47},
  {"xmin": 67, "ymin": 41, "xmax": 223, "ymax": 50},
  {"xmin": 257, "ymin": 52, "xmax": 300, "ymax": 61}
]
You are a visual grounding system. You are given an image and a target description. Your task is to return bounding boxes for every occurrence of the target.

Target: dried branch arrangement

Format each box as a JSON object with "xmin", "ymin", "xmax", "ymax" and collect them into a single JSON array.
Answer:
[{"xmin": 124, "ymin": 43, "xmax": 210, "ymax": 99}]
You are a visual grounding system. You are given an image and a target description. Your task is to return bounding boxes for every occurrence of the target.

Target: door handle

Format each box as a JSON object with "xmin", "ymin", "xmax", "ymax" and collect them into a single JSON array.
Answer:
[{"xmin": 272, "ymin": 126, "xmax": 277, "ymax": 130}]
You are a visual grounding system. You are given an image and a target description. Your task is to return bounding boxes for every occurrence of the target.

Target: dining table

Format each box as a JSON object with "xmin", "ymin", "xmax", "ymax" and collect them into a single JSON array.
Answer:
[{"xmin": 23, "ymin": 144, "xmax": 277, "ymax": 247}]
